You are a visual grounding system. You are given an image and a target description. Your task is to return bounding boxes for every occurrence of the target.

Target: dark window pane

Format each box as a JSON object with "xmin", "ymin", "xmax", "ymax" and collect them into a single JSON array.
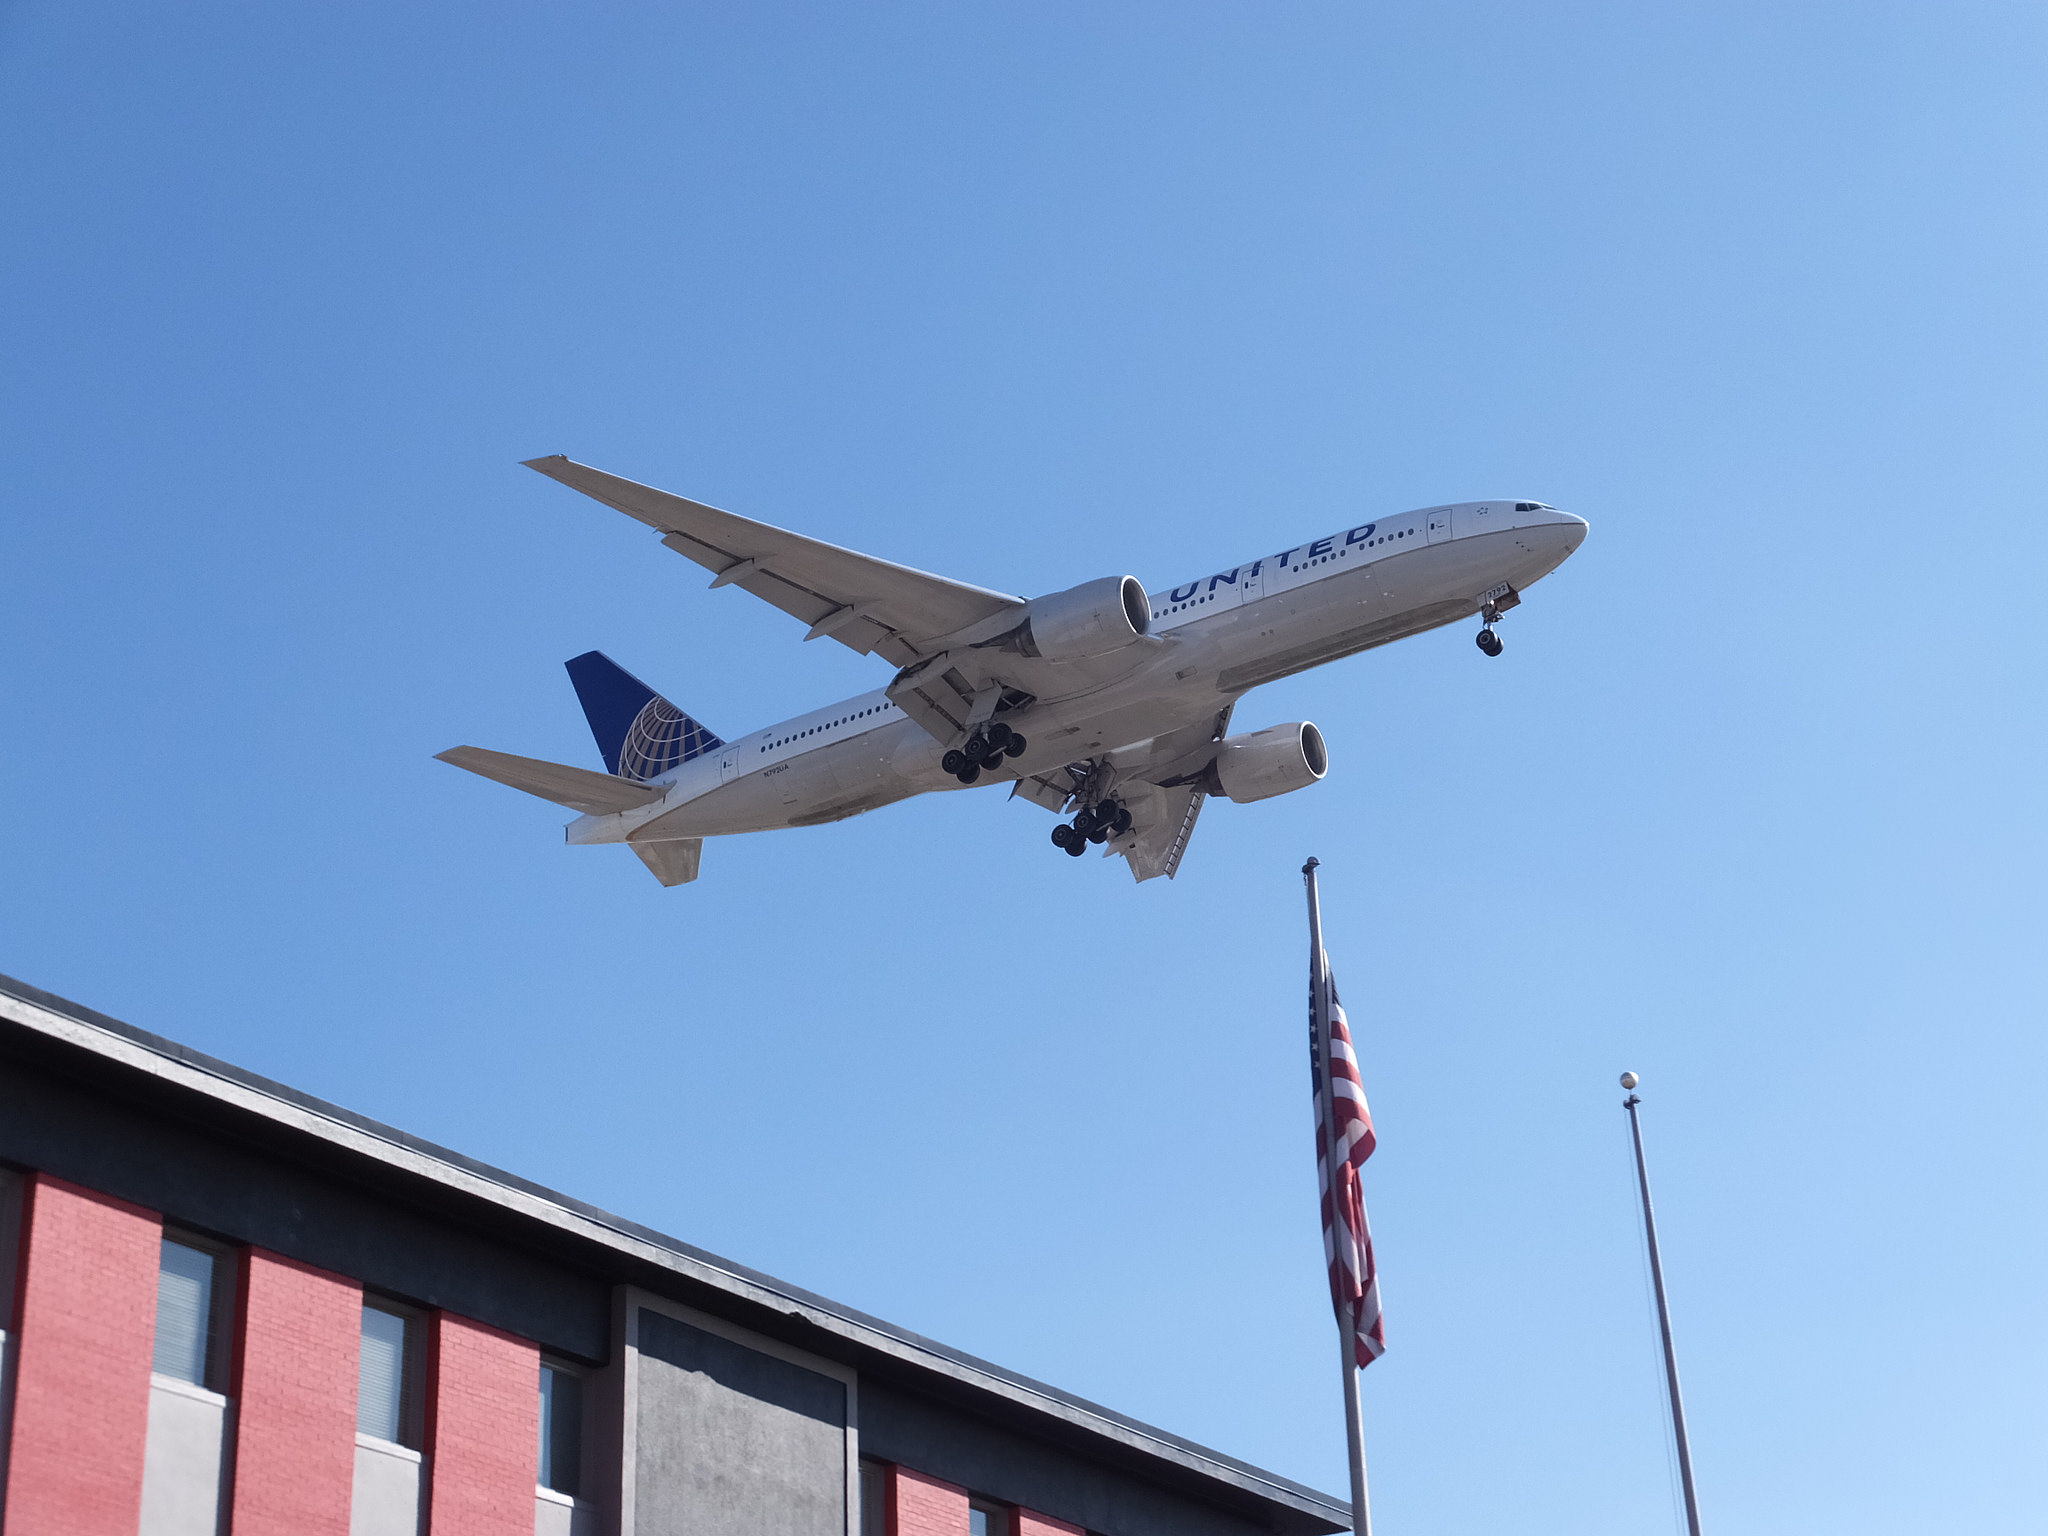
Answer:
[
  {"xmin": 539, "ymin": 1364, "xmax": 583, "ymax": 1496},
  {"xmin": 860, "ymin": 1463, "xmax": 886, "ymax": 1536},
  {"xmin": 359, "ymin": 1305, "xmax": 411, "ymax": 1443},
  {"xmin": 0, "ymin": 1171, "xmax": 21, "ymax": 1329},
  {"xmin": 153, "ymin": 1239, "xmax": 217, "ymax": 1386}
]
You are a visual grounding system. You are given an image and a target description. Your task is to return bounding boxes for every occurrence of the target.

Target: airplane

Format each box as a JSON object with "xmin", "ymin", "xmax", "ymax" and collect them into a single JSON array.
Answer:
[{"xmin": 438, "ymin": 457, "xmax": 1588, "ymax": 886}]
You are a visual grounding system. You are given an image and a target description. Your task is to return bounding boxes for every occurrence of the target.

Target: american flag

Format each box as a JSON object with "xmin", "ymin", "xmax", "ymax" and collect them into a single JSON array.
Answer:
[{"xmin": 1311, "ymin": 955, "xmax": 1385, "ymax": 1369}]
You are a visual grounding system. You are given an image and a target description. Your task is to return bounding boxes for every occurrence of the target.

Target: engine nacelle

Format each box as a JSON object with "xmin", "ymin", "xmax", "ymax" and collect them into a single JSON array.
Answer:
[
  {"xmin": 1212, "ymin": 722, "xmax": 1329, "ymax": 804},
  {"xmin": 1013, "ymin": 576, "xmax": 1152, "ymax": 662}
]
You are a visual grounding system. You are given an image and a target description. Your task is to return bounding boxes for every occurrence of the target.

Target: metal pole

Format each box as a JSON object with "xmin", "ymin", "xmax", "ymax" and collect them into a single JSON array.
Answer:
[
  {"xmin": 1305, "ymin": 858, "xmax": 1372, "ymax": 1536},
  {"xmin": 1622, "ymin": 1078, "xmax": 1704, "ymax": 1536}
]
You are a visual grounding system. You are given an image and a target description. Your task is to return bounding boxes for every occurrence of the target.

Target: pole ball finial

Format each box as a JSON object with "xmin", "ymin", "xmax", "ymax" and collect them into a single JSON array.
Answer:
[{"xmin": 1619, "ymin": 1071, "xmax": 1639, "ymax": 1090}]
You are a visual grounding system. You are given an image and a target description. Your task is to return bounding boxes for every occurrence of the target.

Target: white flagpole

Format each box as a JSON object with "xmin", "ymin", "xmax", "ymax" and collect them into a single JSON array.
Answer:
[{"xmin": 1304, "ymin": 858, "xmax": 1372, "ymax": 1536}]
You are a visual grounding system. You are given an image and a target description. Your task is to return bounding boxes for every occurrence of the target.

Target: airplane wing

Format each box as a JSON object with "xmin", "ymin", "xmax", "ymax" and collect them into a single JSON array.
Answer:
[{"xmin": 523, "ymin": 456, "xmax": 1024, "ymax": 667}]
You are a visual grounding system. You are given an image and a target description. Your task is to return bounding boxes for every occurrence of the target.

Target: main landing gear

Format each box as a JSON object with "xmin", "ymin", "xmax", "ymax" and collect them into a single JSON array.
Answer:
[
  {"xmin": 942, "ymin": 721, "xmax": 1027, "ymax": 785},
  {"xmin": 1476, "ymin": 600, "xmax": 1506, "ymax": 658},
  {"xmin": 1050, "ymin": 801, "xmax": 1132, "ymax": 857}
]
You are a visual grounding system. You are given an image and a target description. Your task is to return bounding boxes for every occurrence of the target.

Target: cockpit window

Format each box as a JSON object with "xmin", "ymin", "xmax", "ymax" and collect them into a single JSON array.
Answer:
[{"xmin": 1514, "ymin": 502, "xmax": 1554, "ymax": 512}]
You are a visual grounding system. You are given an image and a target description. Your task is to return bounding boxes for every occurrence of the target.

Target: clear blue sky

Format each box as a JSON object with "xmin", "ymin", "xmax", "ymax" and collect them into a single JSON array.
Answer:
[{"xmin": 4, "ymin": 4, "xmax": 2043, "ymax": 1532}]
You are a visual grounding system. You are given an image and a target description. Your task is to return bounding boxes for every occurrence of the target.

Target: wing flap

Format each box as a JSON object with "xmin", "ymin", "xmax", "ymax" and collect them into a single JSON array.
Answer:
[
  {"xmin": 435, "ymin": 746, "xmax": 665, "ymax": 817},
  {"xmin": 1100, "ymin": 704, "xmax": 1235, "ymax": 882},
  {"xmin": 1106, "ymin": 783, "xmax": 1208, "ymax": 882},
  {"xmin": 1010, "ymin": 767, "xmax": 1080, "ymax": 814},
  {"xmin": 525, "ymin": 456, "xmax": 1024, "ymax": 663}
]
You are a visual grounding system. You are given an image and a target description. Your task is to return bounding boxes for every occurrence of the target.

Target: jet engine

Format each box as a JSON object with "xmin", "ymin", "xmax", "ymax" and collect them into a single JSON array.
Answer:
[
  {"xmin": 1211, "ymin": 722, "xmax": 1328, "ymax": 803},
  {"xmin": 1010, "ymin": 576, "xmax": 1152, "ymax": 662}
]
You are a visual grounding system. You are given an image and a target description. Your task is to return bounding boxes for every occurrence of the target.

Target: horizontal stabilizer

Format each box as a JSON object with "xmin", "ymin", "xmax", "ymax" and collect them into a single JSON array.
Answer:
[
  {"xmin": 435, "ymin": 746, "xmax": 665, "ymax": 817},
  {"xmin": 630, "ymin": 837, "xmax": 702, "ymax": 887}
]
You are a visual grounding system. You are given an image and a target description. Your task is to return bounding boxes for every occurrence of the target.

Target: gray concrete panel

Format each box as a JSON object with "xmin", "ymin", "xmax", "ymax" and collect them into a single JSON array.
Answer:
[
  {"xmin": 535, "ymin": 1490, "xmax": 599, "ymax": 1536},
  {"xmin": 350, "ymin": 1437, "xmax": 424, "ymax": 1536},
  {"xmin": 859, "ymin": 1381, "xmax": 1278, "ymax": 1536},
  {"xmin": 139, "ymin": 1379, "xmax": 229, "ymax": 1536},
  {"xmin": 635, "ymin": 1310, "xmax": 846, "ymax": 1536}
]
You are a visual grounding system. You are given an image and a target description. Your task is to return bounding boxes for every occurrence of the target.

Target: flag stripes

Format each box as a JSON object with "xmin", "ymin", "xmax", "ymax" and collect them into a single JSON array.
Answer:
[{"xmin": 1313, "ymin": 964, "xmax": 1385, "ymax": 1368}]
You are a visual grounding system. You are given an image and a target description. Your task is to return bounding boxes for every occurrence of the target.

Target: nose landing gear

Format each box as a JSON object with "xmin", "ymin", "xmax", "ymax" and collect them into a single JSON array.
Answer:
[
  {"xmin": 1051, "ymin": 800, "xmax": 1132, "ymax": 858},
  {"xmin": 944, "ymin": 721, "xmax": 1029, "ymax": 784},
  {"xmin": 1474, "ymin": 584, "xmax": 1520, "ymax": 657},
  {"xmin": 1476, "ymin": 599, "xmax": 1506, "ymax": 657}
]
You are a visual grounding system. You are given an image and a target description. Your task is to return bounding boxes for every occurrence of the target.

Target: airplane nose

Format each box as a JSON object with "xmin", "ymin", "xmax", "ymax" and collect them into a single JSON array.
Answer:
[{"xmin": 1552, "ymin": 510, "xmax": 1589, "ymax": 549}]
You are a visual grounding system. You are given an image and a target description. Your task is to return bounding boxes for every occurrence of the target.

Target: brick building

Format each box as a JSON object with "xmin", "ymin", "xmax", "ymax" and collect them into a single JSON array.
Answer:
[{"xmin": 0, "ymin": 974, "xmax": 1347, "ymax": 1536}]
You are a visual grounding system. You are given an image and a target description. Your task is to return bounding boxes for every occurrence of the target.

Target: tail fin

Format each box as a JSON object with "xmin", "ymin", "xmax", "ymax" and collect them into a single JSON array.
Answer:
[{"xmin": 565, "ymin": 651, "xmax": 725, "ymax": 781}]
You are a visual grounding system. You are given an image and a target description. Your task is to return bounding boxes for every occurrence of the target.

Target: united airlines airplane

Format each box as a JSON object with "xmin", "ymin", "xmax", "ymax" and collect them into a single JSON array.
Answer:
[{"xmin": 439, "ymin": 457, "xmax": 1588, "ymax": 885}]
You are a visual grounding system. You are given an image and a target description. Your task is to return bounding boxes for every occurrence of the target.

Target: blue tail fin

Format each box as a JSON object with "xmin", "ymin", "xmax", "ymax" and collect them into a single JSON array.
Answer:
[{"xmin": 564, "ymin": 651, "xmax": 725, "ymax": 781}]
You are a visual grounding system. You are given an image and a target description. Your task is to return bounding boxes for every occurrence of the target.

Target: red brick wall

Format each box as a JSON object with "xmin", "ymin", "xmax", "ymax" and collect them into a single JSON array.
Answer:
[
  {"xmin": 423, "ymin": 1310, "xmax": 540, "ymax": 1536},
  {"xmin": 1016, "ymin": 1509, "xmax": 1086, "ymax": 1536},
  {"xmin": 889, "ymin": 1465, "xmax": 971, "ymax": 1536},
  {"xmin": 228, "ymin": 1247, "xmax": 363, "ymax": 1536},
  {"xmin": 0, "ymin": 1173, "xmax": 158, "ymax": 1536}
]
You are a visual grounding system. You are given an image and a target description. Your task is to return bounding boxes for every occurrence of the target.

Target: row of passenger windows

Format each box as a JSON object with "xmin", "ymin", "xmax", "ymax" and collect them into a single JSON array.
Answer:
[
  {"xmin": 761, "ymin": 702, "xmax": 894, "ymax": 752},
  {"xmin": 1337, "ymin": 527, "xmax": 1415, "ymax": 562},
  {"xmin": 1282, "ymin": 526, "xmax": 1416, "ymax": 573},
  {"xmin": 152, "ymin": 1233, "xmax": 585, "ymax": 1496}
]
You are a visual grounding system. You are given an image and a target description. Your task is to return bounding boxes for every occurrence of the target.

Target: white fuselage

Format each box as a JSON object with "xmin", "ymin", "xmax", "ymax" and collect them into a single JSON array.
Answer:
[{"xmin": 567, "ymin": 501, "xmax": 1586, "ymax": 847}]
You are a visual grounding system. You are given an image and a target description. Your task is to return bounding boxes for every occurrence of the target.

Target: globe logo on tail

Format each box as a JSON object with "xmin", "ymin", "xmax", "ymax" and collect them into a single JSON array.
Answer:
[{"xmin": 618, "ymin": 696, "xmax": 723, "ymax": 781}]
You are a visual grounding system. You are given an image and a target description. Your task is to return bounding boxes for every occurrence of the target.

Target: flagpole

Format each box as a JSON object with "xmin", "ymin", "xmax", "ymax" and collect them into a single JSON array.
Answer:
[
  {"xmin": 1621, "ymin": 1074, "xmax": 1704, "ymax": 1536},
  {"xmin": 1304, "ymin": 858, "xmax": 1372, "ymax": 1536}
]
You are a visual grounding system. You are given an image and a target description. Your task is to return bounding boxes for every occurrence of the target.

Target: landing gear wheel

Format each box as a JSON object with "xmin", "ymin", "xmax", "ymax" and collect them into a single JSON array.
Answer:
[
  {"xmin": 1051, "ymin": 824, "xmax": 1075, "ymax": 849},
  {"xmin": 942, "ymin": 749, "xmax": 966, "ymax": 775},
  {"xmin": 1476, "ymin": 628, "xmax": 1503, "ymax": 657},
  {"xmin": 984, "ymin": 722, "xmax": 1013, "ymax": 752},
  {"xmin": 1004, "ymin": 734, "xmax": 1028, "ymax": 758},
  {"xmin": 980, "ymin": 750, "xmax": 1007, "ymax": 771},
  {"xmin": 1111, "ymin": 807, "xmax": 1133, "ymax": 836},
  {"xmin": 1065, "ymin": 835, "xmax": 1087, "ymax": 856},
  {"xmin": 957, "ymin": 763, "xmax": 981, "ymax": 785},
  {"xmin": 1087, "ymin": 824, "xmax": 1110, "ymax": 845}
]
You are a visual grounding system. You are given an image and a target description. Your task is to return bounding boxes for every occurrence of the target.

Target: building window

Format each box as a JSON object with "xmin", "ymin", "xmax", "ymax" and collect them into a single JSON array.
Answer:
[
  {"xmin": 358, "ymin": 1301, "xmax": 420, "ymax": 1446},
  {"xmin": 0, "ymin": 1168, "xmax": 21, "ymax": 1330},
  {"xmin": 153, "ymin": 1235, "xmax": 229, "ymax": 1391},
  {"xmin": 859, "ymin": 1461, "xmax": 887, "ymax": 1536},
  {"xmin": 538, "ymin": 1361, "xmax": 583, "ymax": 1497},
  {"xmin": 969, "ymin": 1500, "xmax": 1012, "ymax": 1536}
]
